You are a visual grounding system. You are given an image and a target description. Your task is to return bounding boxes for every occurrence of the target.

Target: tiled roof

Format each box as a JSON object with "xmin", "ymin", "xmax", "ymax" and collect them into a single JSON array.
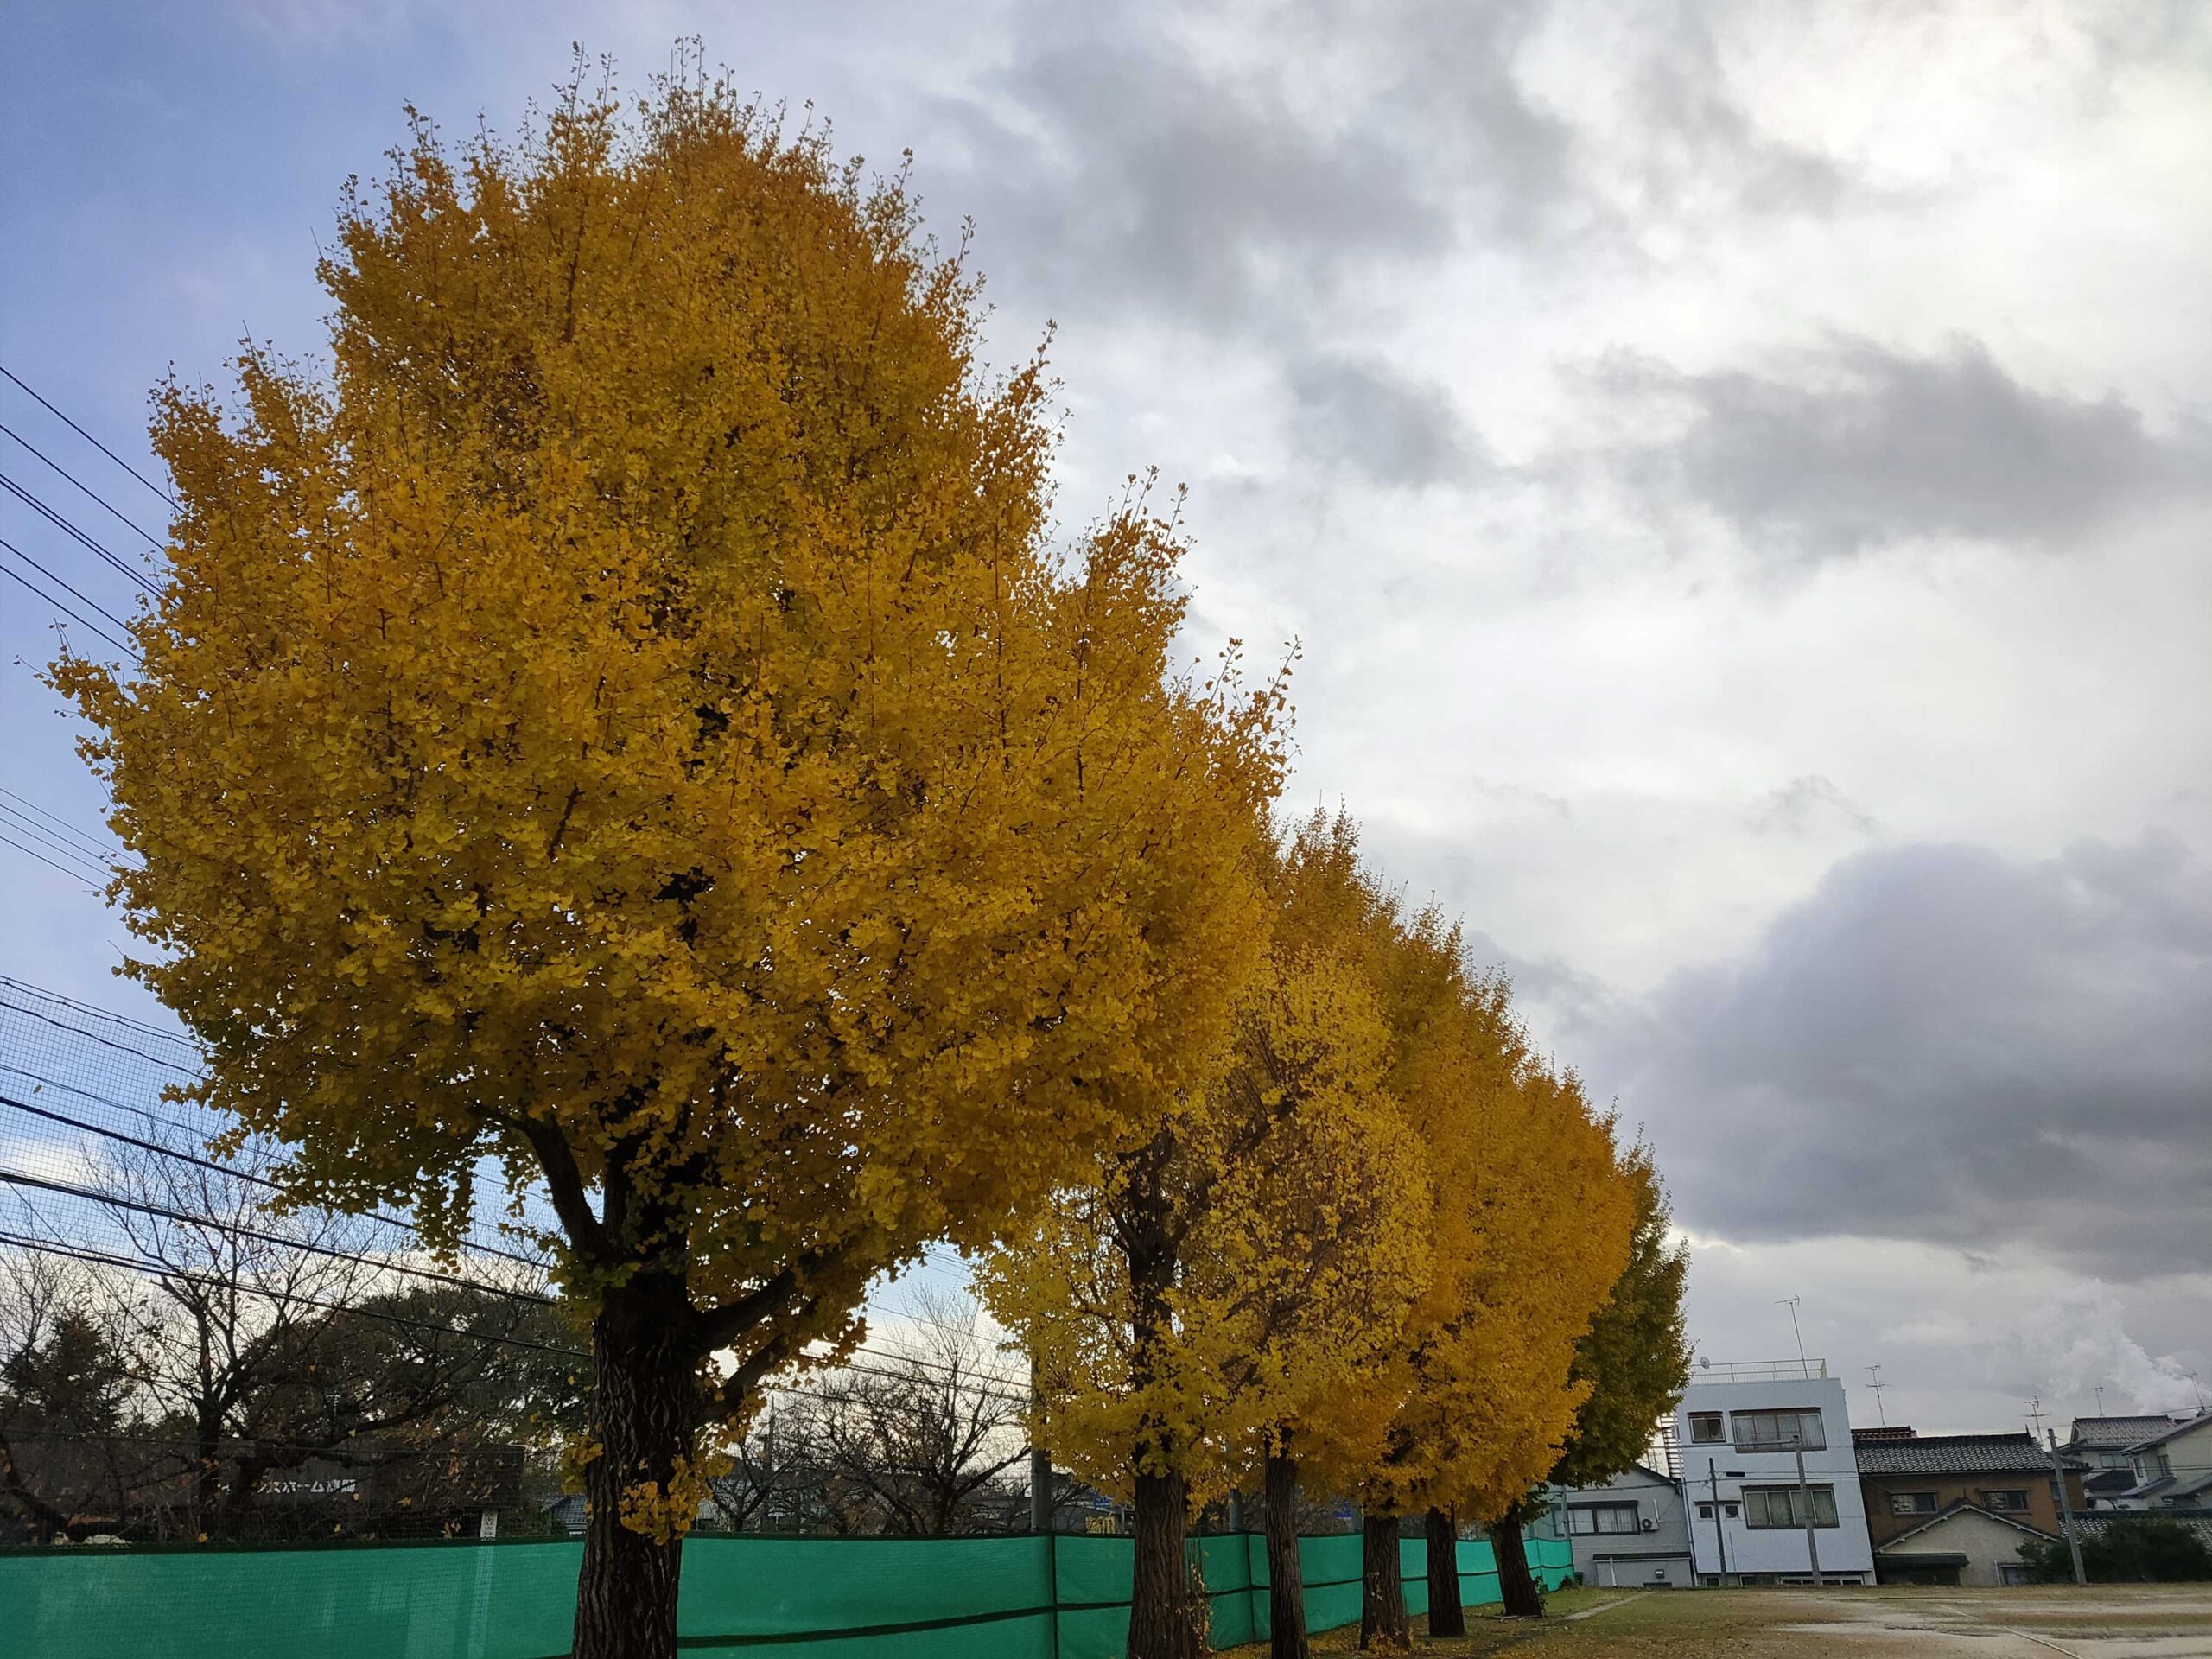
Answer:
[
  {"xmin": 1854, "ymin": 1432, "xmax": 2081, "ymax": 1475},
  {"xmin": 2067, "ymin": 1415, "xmax": 2188, "ymax": 1449},
  {"xmin": 2122, "ymin": 1414, "xmax": 2212, "ymax": 1453}
]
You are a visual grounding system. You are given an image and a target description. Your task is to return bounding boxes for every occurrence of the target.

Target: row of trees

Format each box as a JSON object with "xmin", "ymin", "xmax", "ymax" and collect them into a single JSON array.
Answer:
[
  {"xmin": 982, "ymin": 811, "xmax": 1688, "ymax": 1656},
  {"xmin": 57, "ymin": 64, "xmax": 1685, "ymax": 1659}
]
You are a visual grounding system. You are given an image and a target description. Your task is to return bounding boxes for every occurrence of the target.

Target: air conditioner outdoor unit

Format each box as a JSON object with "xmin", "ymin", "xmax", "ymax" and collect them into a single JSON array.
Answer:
[{"xmin": 1639, "ymin": 1518, "xmax": 1657, "ymax": 1532}]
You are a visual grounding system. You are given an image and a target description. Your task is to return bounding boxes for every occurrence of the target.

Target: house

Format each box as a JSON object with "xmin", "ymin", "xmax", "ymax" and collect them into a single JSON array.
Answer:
[
  {"xmin": 2062, "ymin": 1415, "xmax": 2192, "ymax": 1510},
  {"xmin": 2106, "ymin": 1414, "xmax": 2212, "ymax": 1512},
  {"xmin": 1853, "ymin": 1427, "xmax": 2086, "ymax": 1562},
  {"xmin": 1871, "ymin": 1501, "xmax": 2056, "ymax": 1587},
  {"xmin": 1674, "ymin": 1358, "xmax": 1876, "ymax": 1586},
  {"xmin": 1540, "ymin": 1462, "xmax": 1694, "ymax": 1588}
]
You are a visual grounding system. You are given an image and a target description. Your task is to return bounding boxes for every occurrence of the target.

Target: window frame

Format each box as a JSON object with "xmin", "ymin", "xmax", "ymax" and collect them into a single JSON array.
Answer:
[
  {"xmin": 1729, "ymin": 1408, "xmax": 1827, "ymax": 1451},
  {"xmin": 1688, "ymin": 1412, "xmax": 1726, "ymax": 1444},
  {"xmin": 1742, "ymin": 1484, "xmax": 1840, "ymax": 1529},
  {"xmin": 1889, "ymin": 1491, "xmax": 1940, "ymax": 1516},
  {"xmin": 1566, "ymin": 1502, "xmax": 1642, "ymax": 1536},
  {"xmin": 1981, "ymin": 1489, "xmax": 2030, "ymax": 1512}
]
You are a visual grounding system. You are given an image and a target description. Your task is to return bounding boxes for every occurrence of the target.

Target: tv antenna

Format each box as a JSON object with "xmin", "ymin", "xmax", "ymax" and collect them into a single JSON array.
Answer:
[
  {"xmin": 1866, "ymin": 1365, "xmax": 1889, "ymax": 1426},
  {"xmin": 2025, "ymin": 1395, "xmax": 2048, "ymax": 1440},
  {"xmin": 2094, "ymin": 1386, "xmax": 2105, "ymax": 1414},
  {"xmin": 1777, "ymin": 1294, "xmax": 1807, "ymax": 1370}
]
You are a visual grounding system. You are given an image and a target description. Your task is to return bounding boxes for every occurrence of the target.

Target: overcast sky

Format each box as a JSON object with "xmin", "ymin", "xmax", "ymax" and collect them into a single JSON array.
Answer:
[{"xmin": 3, "ymin": 0, "xmax": 2208, "ymax": 1438}]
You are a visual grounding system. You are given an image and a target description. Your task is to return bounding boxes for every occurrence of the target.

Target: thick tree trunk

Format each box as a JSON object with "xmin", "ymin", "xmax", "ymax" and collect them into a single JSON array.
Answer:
[
  {"xmin": 1263, "ymin": 1449, "xmax": 1311, "ymax": 1659},
  {"xmin": 573, "ymin": 1274, "xmax": 700, "ymax": 1659},
  {"xmin": 1360, "ymin": 1509, "xmax": 1409, "ymax": 1651},
  {"xmin": 1492, "ymin": 1505, "xmax": 1543, "ymax": 1619},
  {"xmin": 1425, "ymin": 1506, "xmax": 1465, "ymax": 1637},
  {"xmin": 1129, "ymin": 1467, "xmax": 1204, "ymax": 1659}
]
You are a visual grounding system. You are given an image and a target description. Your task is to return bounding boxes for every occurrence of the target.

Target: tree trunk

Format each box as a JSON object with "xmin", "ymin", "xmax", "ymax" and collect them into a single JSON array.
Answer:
[
  {"xmin": 1360, "ymin": 1509, "xmax": 1409, "ymax": 1651},
  {"xmin": 1264, "ymin": 1449, "xmax": 1311, "ymax": 1659},
  {"xmin": 1492, "ymin": 1504, "xmax": 1543, "ymax": 1619},
  {"xmin": 1129, "ymin": 1467, "xmax": 1204, "ymax": 1659},
  {"xmin": 1426, "ymin": 1506, "xmax": 1465, "ymax": 1636},
  {"xmin": 1122, "ymin": 1131, "xmax": 1203, "ymax": 1659},
  {"xmin": 573, "ymin": 1274, "xmax": 700, "ymax": 1659}
]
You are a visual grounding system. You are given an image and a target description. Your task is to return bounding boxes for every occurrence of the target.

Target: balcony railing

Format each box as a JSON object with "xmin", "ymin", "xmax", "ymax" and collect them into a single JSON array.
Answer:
[{"xmin": 1689, "ymin": 1357, "xmax": 1829, "ymax": 1383}]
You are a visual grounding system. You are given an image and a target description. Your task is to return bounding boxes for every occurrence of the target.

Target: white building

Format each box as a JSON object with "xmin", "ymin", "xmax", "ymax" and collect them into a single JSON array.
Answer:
[{"xmin": 1674, "ymin": 1359, "xmax": 1876, "ymax": 1586}]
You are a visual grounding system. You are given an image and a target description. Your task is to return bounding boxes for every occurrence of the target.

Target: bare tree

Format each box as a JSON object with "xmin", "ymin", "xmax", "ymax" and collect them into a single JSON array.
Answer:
[{"xmin": 802, "ymin": 1288, "xmax": 1031, "ymax": 1535}]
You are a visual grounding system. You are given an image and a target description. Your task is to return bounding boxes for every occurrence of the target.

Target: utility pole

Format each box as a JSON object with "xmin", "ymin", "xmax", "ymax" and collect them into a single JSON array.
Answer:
[
  {"xmin": 1791, "ymin": 1432, "xmax": 1822, "ymax": 1584},
  {"xmin": 1777, "ymin": 1295, "xmax": 1807, "ymax": 1372},
  {"xmin": 1866, "ymin": 1365, "xmax": 1888, "ymax": 1427},
  {"xmin": 1029, "ymin": 1356, "xmax": 1052, "ymax": 1534},
  {"xmin": 2044, "ymin": 1429, "xmax": 2087, "ymax": 1586},
  {"xmin": 1706, "ymin": 1463, "xmax": 1731, "ymax": 1585}
]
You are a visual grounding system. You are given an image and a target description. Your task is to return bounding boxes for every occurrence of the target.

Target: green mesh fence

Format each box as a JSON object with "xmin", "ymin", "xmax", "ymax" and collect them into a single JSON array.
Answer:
[{"xmin": 0, "ymin": 1529, "xmax": 1575, "ymax": 1658}]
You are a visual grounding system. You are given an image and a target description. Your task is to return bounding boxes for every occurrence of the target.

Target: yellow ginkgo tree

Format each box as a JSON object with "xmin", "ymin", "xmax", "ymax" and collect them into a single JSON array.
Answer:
[
  {"xmin": 981, "ymin": 823, "xmax": 1429, "ymax": 1659},
  {"xmin": 57, "ymin": 71, "xmax": 1286, "ymax": 1659}
]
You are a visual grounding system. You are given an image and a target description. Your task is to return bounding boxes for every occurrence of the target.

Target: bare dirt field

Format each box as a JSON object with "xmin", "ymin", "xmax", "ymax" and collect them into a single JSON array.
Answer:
[{"xmin": 1226, "ymin": 1584, "xmax": 2212, "ymax": 1658}]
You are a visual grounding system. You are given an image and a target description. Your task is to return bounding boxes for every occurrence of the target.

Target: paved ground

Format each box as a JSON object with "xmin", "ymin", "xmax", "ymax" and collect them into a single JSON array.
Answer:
[{"xmin": 1230, "ymin": 1584, "xmax": 2212, "ymax": 1657}]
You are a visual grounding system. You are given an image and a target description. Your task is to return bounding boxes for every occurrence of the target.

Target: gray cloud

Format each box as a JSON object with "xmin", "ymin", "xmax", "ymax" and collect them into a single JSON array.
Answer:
[
  {"xmin": 1286, "ymin": 353, "xmax": 1486, "ymax": 487},
  {"xmin": 1752, "ymin": 774, "xmax": 1875, "ymax": 839},
  {"xmin": 1588, "ymin": 337, "xmax": 2212, "ymax": 557},
  {"xmin": 1586, "ymin": 835, "xmax": 2212, "ymax": 1279}
]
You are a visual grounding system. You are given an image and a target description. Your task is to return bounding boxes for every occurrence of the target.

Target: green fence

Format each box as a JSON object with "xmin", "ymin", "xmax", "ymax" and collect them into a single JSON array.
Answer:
[{"xmin": 0, "ymin": 1530, "xmax": 1574, "ymax": 1658}]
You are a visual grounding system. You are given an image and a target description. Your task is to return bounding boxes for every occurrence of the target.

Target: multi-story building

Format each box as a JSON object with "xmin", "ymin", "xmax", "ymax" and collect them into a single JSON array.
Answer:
[
  {"xmin": 2105, "ymin": 1414, "xmax": 2212, "ymax": 1512},
  {"xmin": 1674, "ymin": 1359, "xmax": 1876, "ymax": 1586},
  {"xmin": 1851, "ymin": 1427, "xmax": 2086, "ymax": 1586},
  {"xmin": 2061, "ymin": 1414, "xmax": 2193, "ymax": 1509},
  {"xmin": 1537, "ymin": 1462, "xmax": 1695, "ymax": 1588}
]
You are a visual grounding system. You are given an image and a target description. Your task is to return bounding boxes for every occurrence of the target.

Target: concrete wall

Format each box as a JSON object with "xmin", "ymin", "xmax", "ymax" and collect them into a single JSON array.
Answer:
[
  {"xmin": 1547, "ymin": 1465, "xmax": 1694, "ymax": 1589},
  {"xmin": 1676, "ymin": 1373, "xmax": 1876, "ymax": 1584},
  {"xmin": 1878, "ymin": 1507, "xmax": 2049, "ymax": 1587}
]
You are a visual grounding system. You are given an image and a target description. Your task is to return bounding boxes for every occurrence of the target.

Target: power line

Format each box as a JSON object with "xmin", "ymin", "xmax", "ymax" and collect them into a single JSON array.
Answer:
[
  {"xmin": 0, "ymin": 806, "xmax": 112, "ymax": 881},
  {"xmin": 0, "ymin": 1089, "xmax": 550, "ymax": 1273},
  {"xmin": 0, "ymin": 547, "xmax": 139, "ymax": 659},
  {"xmin": 0, "ymin": 472, "xmax": 162, "ymax": 599},
  {"xmin": 0, "ymin": 363, "xmax": 175, "ymax": 507},
  {"xmin": 0, "ymin": 828, "xmax": 105, "ymax": 892},
  {"xmin": 0, "ymin": 1167, "xmax": 556, "ymax": 1306},
  {"xmin": 0, "ymin": 529, "xmax": 143, "ymax": 640},
  {"xmin": 0, "ymin": 788, "xmax": 122, "ymax": 865},
  {"xmin": 0, "ymin": 420, "xmax": 164, "ymax": 549},
  {"xmin": 0, "ymin": 974, "xmax": 202, "ymax": 1055}
]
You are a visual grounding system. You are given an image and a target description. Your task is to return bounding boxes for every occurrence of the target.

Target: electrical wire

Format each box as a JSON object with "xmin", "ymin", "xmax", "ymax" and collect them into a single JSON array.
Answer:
[
  {"xmin": 0, "ymin": 363, "xmax": 175, "ymax": 507},
  {"xmin": 0, "ymin": 472, "xmax": 162, "ymax": 599},
  {"xmin": 0, "ymin": 545, "xmax": 139, "ymax": 659},
  {"xmin": 0, "ymin": 420, "xmax": 164, "ymax": 549}
]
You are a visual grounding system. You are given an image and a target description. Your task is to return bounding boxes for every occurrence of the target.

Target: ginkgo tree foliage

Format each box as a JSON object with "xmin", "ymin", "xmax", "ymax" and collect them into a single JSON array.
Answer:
[
  {"xmin": 57, "ymin": 71, "xmax": 1287, "ymax": 1659},
  {"xmin": 1486, "ymin": 1142, "xmax": 1691, "ymax": 1619},
  {"xmin": 980, "ymin": 818, "xmax": 1430, "ymax": 1659},
  {"xmin": 1295, "ymin": 947, "xmax": 1638, "ymax": 1651}
]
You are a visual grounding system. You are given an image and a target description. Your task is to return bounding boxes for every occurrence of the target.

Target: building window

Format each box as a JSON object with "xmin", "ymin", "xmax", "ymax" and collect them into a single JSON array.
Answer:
[
  {"xmin": 1730, "ymin": 1409, "xmax": 1826, "ymax": 1451},
  {"xmin": 1890, "ymin": 1491, "xmax": 1940, "ymax": 1515},
  {"xmin": 1982, "ymin": 1490, "xmax": 2029, "ymax": 1512},
  {"xmin": 1743, "ymin": 1485, "xmax": 1839, "ymax": 1529},
  {"xmin": 1689, "ymin": 1412, "xmax": 1725, "ymax": 1443},
  {"xmin": 1567, "ymin": 1503, "xmax": 1641, "ymax": 1535}
]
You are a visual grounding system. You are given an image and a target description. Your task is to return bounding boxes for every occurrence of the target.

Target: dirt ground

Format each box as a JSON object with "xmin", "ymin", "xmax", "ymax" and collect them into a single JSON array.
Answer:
[{"xmin": 1224, "ymin": 1584, "xmax": 2212, "ymax": 1658}]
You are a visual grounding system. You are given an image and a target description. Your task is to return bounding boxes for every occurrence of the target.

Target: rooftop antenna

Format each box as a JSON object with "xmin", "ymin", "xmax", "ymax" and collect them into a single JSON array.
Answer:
[
  {"xmin": 2094, "ymin": 1386, "xmax": 2105, "ymax": 1415},
  {"xmin": 2190, "ymin": 1371, "xmax": 2206, "ymax": 1414},
  {"xmin": 1777, "ymin": 1294, "xmax": 1807, "ymax": 1371},
  {"xmin": 2026, "ymin": 1395, "xmax": 2047, "ymax": 1440},
  {"xmin": 1866, "ymin": 1365, "xmax": 1889, "ymax": 1427}
]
